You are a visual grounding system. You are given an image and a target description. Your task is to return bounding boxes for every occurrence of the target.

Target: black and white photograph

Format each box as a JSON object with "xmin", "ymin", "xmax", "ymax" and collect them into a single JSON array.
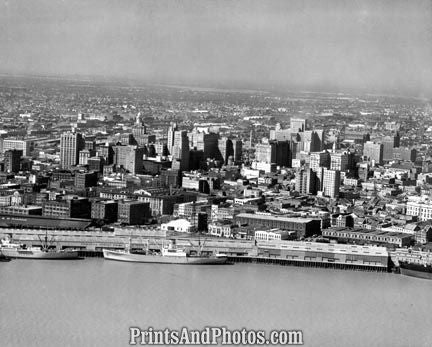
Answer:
[{"xmin": 0, "ymin": 1, "xmax": 431, "ymax": 346}]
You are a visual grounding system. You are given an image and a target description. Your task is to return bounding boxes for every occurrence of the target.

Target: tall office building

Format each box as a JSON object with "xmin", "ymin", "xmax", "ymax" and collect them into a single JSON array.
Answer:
[
  {"xmin": 300, "ymin": 130, "xmax": 323, "ymax": 153},
  {"xmin": 330, "ymin": 152, "xmax": 349, "ymax": 171},
  {"xmin": 119, "ymin": 133, "xmax": 137, "ymax": 146},
  {"xmin": 4, "ymin": 149, "xmax": 22, "ymax": 173},
  {"xmin": 217, "ymin": 137, "xmax": 233, "ymax": 165},
  {"xmin": 393, "ymin": 147, "xmax": 416, "ymax": 162},
  {"xmin": 295, "ymin": 167, "xmax": 317, "ymax": 195},
  {"xmin": 193, "ymin": 132, "xmax": 219, "ymax": 159},
  {"xmin": 232, "ymin": 139, "xmax": 243, "ymax": 164},
  {"xmin": 167, "ymin": 122, "xmax": 178, "ymax": 155},
  {"xmin": 2, "ymin": 139, "xmax": 34, "ymax": 157},
  {"xmin": 132, "ymin": 114, "xmax": 156, "ymax": 146},
  {"xmin": 382, "ymin": 133, "xmax": 400, "ymax": 161},
  {"xmin": 255, "ymin": 143, "xmax": 276, "ymax": 164},
  {"xmin": 357, "ymin": 162, "xmax": 369, "ymax": 181},
  {"xmin": 254, "ymin": 141, "xmax": 290, "ymax": 167},
  {"xmin": 322, "ymin": 168, "xmax": 341, "ymax": 198},
  {"xmin": 84, "ymin": 140, "xmax": 96, "ymax": 151},
  {"xmin": 344, "ymin": 128, "xmax": 370, "ymax": 144},
  {"xmin": 290, "ymin": 118, "xmax": 308, "ymax": 132},
  {"xmin": 274, "ymin": 141, "xmax": 291, "ymax": 167},
  {"xmin": 75, "ymin": 172, "xmax": 98, "ymax": 189},
  {"xmin": 363, "ymin": 141, "xmax": 383, "ymax": 165},
  {"xmin": 113, "ymin": 145, "xmax": 145, "ymax": 174},
  {"xmin": 97, "ymin": 145, "xmax": 114, "ymax": 165},
  {"xmin": 79, "ymin": 149, "xmax": 93, "ymax": 165},
  {"xmin": 172, "ymin": 130, "xmax": 190, "ymax": 171},
  {"xmin": 310, "ymin": 151, "xmax": 330, "ymax": 172},
  {"xmin": 60, "ymin": 131, "xmax": 84, "ymax": 169},
  {"xmin": 270, "ymin": 124, "xmax": 293, "ymax": 141},
  {"xmin": 313, "ymin": 130, "xmax": 324, "ymax": 152},
  {"xmin": 154, "ymin": 142, "xmax": 169, "ymax": 157}
]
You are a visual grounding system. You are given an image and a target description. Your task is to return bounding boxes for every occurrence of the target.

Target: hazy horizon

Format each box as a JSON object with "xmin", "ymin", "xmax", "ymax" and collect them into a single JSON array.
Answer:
[{"xmin": 1, "ymin": 0, "xmax": 431, "ymax": 97}]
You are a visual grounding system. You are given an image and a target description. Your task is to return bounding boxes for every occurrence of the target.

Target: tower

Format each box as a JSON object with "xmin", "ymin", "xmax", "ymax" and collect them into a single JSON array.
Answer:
[
  {"xmin": 290, "ymin": 118, "xmax": 308, "ymax": 132},
  {"xmin": 363, "ymin": 141, "xmax": 383, "ymax": 165},
  {"xmin": 322, "ymin": 168, "xmax": 341, "ymax": 198},
  {"xmin": 232, "ymin": 139, "xmax": 243, "ymax": 164},
  {"xmin": 217, "ymin": 137, "xmax": 233, "ymax": 165},
  {"xmin": 167, "ymin": 122, "xmax": 178, "ymax": 155},
  {"xmin": 4, "ymin": 149, "xmax": 22, "ymax": 173},
  {"xmin": 172, "ymin": 130, "xmax": 190, "ymax": 171},
  {"xmin": 60, "ymin": 131, "xmax": 84, "ymax": 169},
  {"xmin": 113, "ymin": 145, "xmax": 145, "ymax": 174}
]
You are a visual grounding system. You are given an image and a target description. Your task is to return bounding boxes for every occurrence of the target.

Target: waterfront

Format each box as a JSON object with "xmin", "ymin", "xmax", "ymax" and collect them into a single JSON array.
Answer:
[{"xmin": 1, "ymin": 260, "xmax": 431, "ymax": 347}]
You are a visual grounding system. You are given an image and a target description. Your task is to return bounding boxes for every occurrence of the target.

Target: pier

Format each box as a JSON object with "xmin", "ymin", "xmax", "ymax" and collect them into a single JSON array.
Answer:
[
  {"xmin": 228, "ymin": 256, "xmax": 388, "ymax": 272},
  {"xmin": 1, "ymin": 228, "xmax": 390, "ymax": 271}
]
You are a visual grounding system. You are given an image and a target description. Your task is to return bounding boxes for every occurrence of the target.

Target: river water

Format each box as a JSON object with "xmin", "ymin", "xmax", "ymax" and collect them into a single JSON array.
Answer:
[{"xmin": 0, "ymin": 259, "xmax": 431, "ymax": 347}]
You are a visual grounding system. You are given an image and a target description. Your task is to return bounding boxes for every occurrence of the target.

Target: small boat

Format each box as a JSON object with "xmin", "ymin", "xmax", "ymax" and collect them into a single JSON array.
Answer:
[
  {"xmin": 103, "ymin": 239, "xmax": 230, "ymax": 265},
  {"xmin": 0, "ymin": 233, "xmax": 80, "ymax": 260}
]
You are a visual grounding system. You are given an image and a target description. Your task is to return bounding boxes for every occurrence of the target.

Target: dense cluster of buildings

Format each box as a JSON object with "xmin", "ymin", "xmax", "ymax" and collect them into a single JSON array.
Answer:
[{"xmin": 1, "ymin": 77, "xmax": 432, "ymax": 258}]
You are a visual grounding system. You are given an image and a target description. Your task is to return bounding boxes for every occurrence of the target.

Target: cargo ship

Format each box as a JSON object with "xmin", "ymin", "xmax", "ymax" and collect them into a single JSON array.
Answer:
[
  {"xmin": 0, "ymin": 234, "xmax": 80, "ymax": 260},
  {"xmin": 399, "ymin": 261, "xmax": 432, "ymax": 280},
  {"xmin": 103, "ymin": 239, "xmax": 229, "ymax": 265},
  {"xmin": 394, "ymin": 249, "xmax": 432, "ymax": 280}
]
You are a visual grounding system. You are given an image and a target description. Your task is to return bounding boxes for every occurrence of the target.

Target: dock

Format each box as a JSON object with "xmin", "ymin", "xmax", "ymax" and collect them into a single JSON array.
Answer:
[{"xmin": 0, "ymin": 228, "xmax": 390, "ymax": 272}]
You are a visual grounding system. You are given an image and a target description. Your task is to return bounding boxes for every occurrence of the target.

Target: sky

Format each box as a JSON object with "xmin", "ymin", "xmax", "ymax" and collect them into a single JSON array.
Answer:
[{"xmin": 0, "ymin": 0, "xmax": 431, "ymax": 96}]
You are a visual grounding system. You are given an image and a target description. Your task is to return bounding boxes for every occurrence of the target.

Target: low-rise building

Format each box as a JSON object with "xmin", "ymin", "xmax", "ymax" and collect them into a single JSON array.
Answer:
[
  {"xmin": 254, "ymin": 229, "xmax": 294, "ymax": 241},
  {"xmin": 161, "ymin": 219, "xmax": 194, "ymax": 233},
  {"xmin": 0, "ymin": 205, "xmax": 42, "ymax": 215},
  {"xmin": 208, "ymin": 222, "xmax": 236, "ymax": 238},
  {"xmin": 91, "ymin": 200, "xmax": 118, "ymax": 223},
  {"xmin": 235, "ymin": 213, "xmax": 321, "ymax": 238},
  {"xmin": 322, "ymin": 227, "xmax": 412, "ymax": 247},
  {"xmin": 117, "ymin": 200, "xmax": 150, "ymax": 225}
]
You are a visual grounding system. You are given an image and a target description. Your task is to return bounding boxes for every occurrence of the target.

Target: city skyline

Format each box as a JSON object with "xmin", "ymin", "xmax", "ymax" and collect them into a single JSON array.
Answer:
[{"xmin": 0, "ymin": 0, "xmax": 431, "ymax": 97}]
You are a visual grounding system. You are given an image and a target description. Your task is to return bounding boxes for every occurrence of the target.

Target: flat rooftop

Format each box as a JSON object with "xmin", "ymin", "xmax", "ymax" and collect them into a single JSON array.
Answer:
[{"xmin": 236, "ymin": 213, "xmax": 315, "ymax": 224}]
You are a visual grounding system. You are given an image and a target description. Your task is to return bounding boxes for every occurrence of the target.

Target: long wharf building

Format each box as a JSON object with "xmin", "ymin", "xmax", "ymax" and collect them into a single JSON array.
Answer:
[
  {"xmin": 256, "ymin": 241, "xmax": 388, "ymax": 270},
  {"xmin": 235, "ymin": 213, "xmax": 321, "ymax": 238}
]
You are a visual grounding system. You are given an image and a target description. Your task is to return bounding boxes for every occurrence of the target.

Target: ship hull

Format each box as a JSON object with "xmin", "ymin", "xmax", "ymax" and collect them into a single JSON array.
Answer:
[
  {"xmin": 103, "ymin": 249, "xmax": 229, "ymax": 265},
  {"xmin": 0, "ymin": 254, "xmax": 11, "ymax": 262},
  {"xmin": 1, "ymin": 249, "xmax": 80, "ymax": 260},
  {"xmin": 399, "ymin": 263, "xmax": 432, "ymax": 280}
]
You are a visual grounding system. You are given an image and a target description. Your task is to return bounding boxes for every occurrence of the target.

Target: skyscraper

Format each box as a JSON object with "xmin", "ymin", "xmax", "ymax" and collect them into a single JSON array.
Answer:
[
  {"xmin": 4, "ymin": 149, "xmax": 22, "ymax": 173},
  {"xmin": 167, "ymin": 122, "xmax": 178, "ymax": 155},
  {"xmin": 60, "ymin": 131, "xmax": 84, "ymax": 169},
  {"xmin": 172, "ymin": 130, "xmax": 190, "ymax": 171},
  {"xmin": 2, "ymin": 139, "xmax": 33, "ymax": 157},
  {"xmin": 132, "ymin": 113, "xmax": 156, "ymax": 146},
  {"xmin": 393, "ymin": 147, "xmax": 416, "ymax": 162},
  {"xmin": 299, "ymin": 130, "xmax": 323, "ymax": 152},
  {"xmin": 232, "ymin": 139, "xmax": 243, "ymax": 164},
  {"xmin": 217, "ymin": 137, "xmax": 233, "ymax": 165},
  {"xmin": 330, "ymin": 152, "xmax": 349, "ymax": 171},
  {"xmin": 290, "ymin": 118, "xmax": 308, "ymax": 132},
  {"xmin": 322, "ymin": 168, "xmax": 341, "ymax": 198},
  {"xmin": 363, "ymin": 141, "xmax": 383, "ymax": 165},
  {"xmin": 310, "ymin": 151, "xmax": 330, "ymax": 172},
  {"xmin": 295, "ymin": 167, "xmax": 317, "ymax": 195},
  {"xmin": 274, "ymin": 141, "xmax": 291, "ymax": 167},
  {"xmin": 113, "ymin": 145, "xmax": 145, "ymax": 174},
  {"xmin": 193, "ymin": 132, "xmax": 219, "ymax": 159},
  {"xmin": 270, "ymin": 124, "xmax": 292, "ymax": 141},
  {"xmin": 382, "ymin": 133, "xmax": 400, "ymax": 161},
  {"xmin": 255, "ymin": 143, "xmax": 276, "ymax": 164}
]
